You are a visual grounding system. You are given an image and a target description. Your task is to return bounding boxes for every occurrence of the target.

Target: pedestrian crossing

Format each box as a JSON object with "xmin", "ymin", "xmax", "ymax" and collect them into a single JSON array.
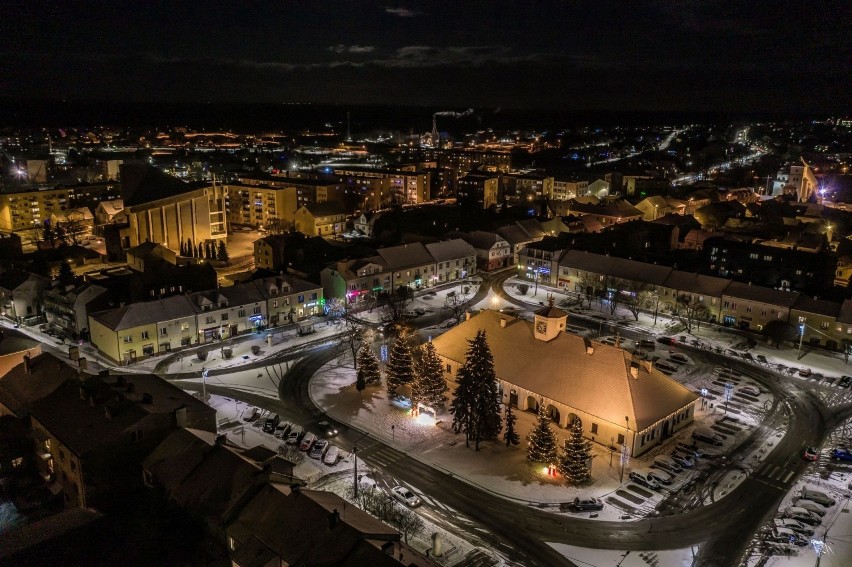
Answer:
[
  {"xmin": 359, "ymin": 443, "xmax": 407, "ymax": 467},
  {"xmin": 754, "ymin": 462, "xmax": 797, "ymax": 487}
]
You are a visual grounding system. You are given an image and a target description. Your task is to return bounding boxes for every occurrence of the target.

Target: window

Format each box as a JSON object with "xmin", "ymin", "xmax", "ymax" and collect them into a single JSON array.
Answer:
[
  {"xmin": 311, "ymin": 292, "xmax": 317, "ymax": 300},
  {"xmin": 298, "ymin": 295, "xmax": 305, "ymax": 303},
  {"xmin": 446, "ymin": 364, "xmax": 452, "ymax": 373},
  {"xmin": 821, "ymin": 321, "xmax": 829, "ymax": 330},
  {"xmin": 617, "ymin": 433, "xmax": 625, "ymax": 444},
  {"xmin": 181, "ymin": 322, "xmax": 189, "ymax": 331},
  {"xmin": 142, "ymin": 344, "xmax": 154, "ymax": 356},
  {"xmin": 253, "ymin": 306, "xmax": 261, "ymax": 314},
  {"xmin": 160, "ymin": 327, "xmax": 167, "ymax": 336},
  {"xmin": 238, "ymin": 309, "xmax": 246, "ymax": 318},
  {"xmin": 123, "ymin": 335, "xmax": 133, "ymax": 343},
  {"xmin": 590, "ymin": 423, "xmax": 598, "ymax": 434},
  {"xmin": 221, "ymin": 313, "xmax": 229, "ymax": 321},
  {"xmin": 206, "ymin": 316, "xmax": 215, "ymax": 324},
  {"xmin": 141, "ymin": 331, "xmax": 149, "ymax": 340}
]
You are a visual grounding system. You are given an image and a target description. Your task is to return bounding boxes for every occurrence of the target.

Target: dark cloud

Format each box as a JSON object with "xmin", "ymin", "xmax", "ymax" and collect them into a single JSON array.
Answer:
[
  {"xmin": 328, "ymin": 44, "xmax": 375, "ymax": 54},
  {"xmin": 384, "ymin": 6, "xmax": 422, "ymax": 18}
]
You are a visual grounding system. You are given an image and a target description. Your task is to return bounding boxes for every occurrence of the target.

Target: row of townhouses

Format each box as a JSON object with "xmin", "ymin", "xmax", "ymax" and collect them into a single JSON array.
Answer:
[
  {"xmin": 320, "ymin": 238, "xmax": 478, "ymax": 303},
  {"xmin": 88, "ymin": 274, "xmax": 322, "ymax": 364},
  {"xmin": 518, "ymin": 244, "xmax": 852, "ymax": 352}
]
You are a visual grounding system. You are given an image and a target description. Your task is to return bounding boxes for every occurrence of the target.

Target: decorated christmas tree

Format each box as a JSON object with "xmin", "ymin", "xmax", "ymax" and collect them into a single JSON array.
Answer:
[
  {"xmin": 411, "ymin": 342, "xmax": 448, "ymax": 411},
  {"xmin": 449, "ymin": 330, "xmax": 502, "ymax": 450},
  {"xmin": 503, "ymin": 404, "xmax": 520, "ymax": 446},
  {"xmin": 557, "ymin": 417, "xmax": 592, "ymax": 483},
  {"xmin": 356, "ymin": 342, "xmax": 381, "ymax": 392},
  {"xmin": 527, "ymin": 406, "xmax": 558, "ymax": 463},
  {"xmin": 385, "ymin": 335, "xmax": 415, "ymax": 396}
]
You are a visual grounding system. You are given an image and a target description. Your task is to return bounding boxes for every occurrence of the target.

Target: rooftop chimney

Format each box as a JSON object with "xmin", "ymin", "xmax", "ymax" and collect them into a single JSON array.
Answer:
[
  {"xmin": 499, "ymin": 318, "xmax": 506, "ymax": 328},
  {"xmin": 327, "ymin": 509, "xmax": 341, "ymax": 529},
  {"xmin": 23, "ymin": 354, "xmax": 31, "ymax": 374},
  {"xmin": 215, "ymin": 434, "xmax": 227, "ymax": 446},
  {"xmin": 630, "ymin": 364, "xmax": 639, "ymax": 379}
]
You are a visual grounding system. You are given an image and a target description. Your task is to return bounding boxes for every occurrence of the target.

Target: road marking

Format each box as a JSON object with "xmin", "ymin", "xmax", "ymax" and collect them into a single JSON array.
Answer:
[{"xmin": 781, "ymin": 470, "xmax": 794, "ymax": 483}]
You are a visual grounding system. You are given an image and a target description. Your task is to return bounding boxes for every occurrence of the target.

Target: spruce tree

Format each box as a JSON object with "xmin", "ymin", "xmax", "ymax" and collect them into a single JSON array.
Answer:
[
  {"xmin": 527, "ymin": 406, "xmax": 558, "ymax": 463},
  {"xmin": 385, "ymin": 335, "xmax": 415, "ymax": 396},
  {"xmin": 196, "ymin": 243, "xmax": 203, "ymax": 258},
  {"xmin": 503, "ymin": 404, "xmax": 520, "ymax": 446},
  {"xmin": 217, "ymin": 240, "xmax": 229, "ymax": 262},
  {"xmin": 412, "ymin": 342, "xmax": 448, "ymax": 411},
  {"xmin": 449, "ymin": 330, "xmax": 502, "ymax": 450},
  {"xmin": 187, "ymin": 239, "xmax": 194, "ymax": 257},
  {"xmin": 355, "ymin": 342, "xmax": 381, "ymax": 390},
  {"xmin": 57, "ymin": 261, "xmax": 75, "ymax": 287},
  {"xmin": 558, "ymin": 418, "xmax": 592, "ymax": 483}
]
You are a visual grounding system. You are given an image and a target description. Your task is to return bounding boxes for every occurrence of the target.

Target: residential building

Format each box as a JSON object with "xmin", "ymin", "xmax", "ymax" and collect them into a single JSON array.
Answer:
[
  {"xmin": 425, "ymin": 239, "xmax": 477, "ymax": 284},
  {"xmin": 0, "ymin": 186, "xmax": 69, "ymax": 231},
  {"xmin": 294, "ymin": 202, "xmax": 346, "ymax": 236},
  {"xmin": 190, "ymin": 284, "xmax": 269, "ymax": 343},
  {"xmin": 0, "ymin": 269, "xmax": 50, "ymax": 326},
  {"xmin": 518, "ymin": 238, "xmax": 570, "ymax": 287},
  {"xmin": 321, "ymin": 258, "xmax": 389, "ymax": 305},
  {"xmin": 791, "ymin": 296, "xmax": 843, "ymax": 351},
  {"xmin": 253, "ymin": 234, "xmax": 288, "ymax": 271},
  {"xmin": 552, "ymin": 177, "xmax": 589, "ymax": 200},
  {"xmin": 635, "ymin": 196, "xmax": 676, "ymax": 221},
  {"xmin": 457, "ymin": 173, "xmax": 499, "ymax": 209},
  {"xmin": 496, "ymin": 219, "xmax": 546, "ymax": 264},
  {"xmin": 94, "ymin": 199, "xmax": 125, "ymax": 225},
  {"xmin": 353, "ymin": 211, "xmax": 383, "ymax": 237},
  {"xmin": 657, "ymin": 271, "xmax": 731, "ymax": 322},
  {"xmin": 720, "ymin": 282, "xmax": 799, "ymax": 331},
  {"xmin": 375, "ymin": 242, "xmax": 437, "ymax": 289},
  {"xmin": 89, "ymin": 295, "xmax": 199, "ymax": 364},
  {"xmin": 225, "ymin": 178, "xmax": 344, "ymax": 228},
  {"xmin": 331, "ymin": 166, "xmax": 430, "ymax": 204},
  {"xmin": 125, "ymin": 241, "xmax": 177, "ymax": 272},
  {"xmin": 29, "ymin": 368, "xmax": 215, "ymax": 508},
  {"xmin": 0, "ymin": 351, "xmax": 64, "ymax": 418},
  {"xmin": 502, "ymin": 172, "xmax": 554, "ymax": 200},
  {"xmin": 42, "ymin": 283, "xmax": 109, "ymax": 339},
  {"xmin": 253, "ymin": 274, "xmax": 323, "ymax": 326},
  {"xmin": 563, "ymin": 199, "xmax": 643, "ymax": 226},
  {"xmin": 556, "ymin": 250, "xmax": 673, "ymax": 298},
  {"xmin": 432, "ymin": 309, "xmax": 698, "ymax": 457},
  {"xmin": 456, "ymin": 231, "xmax": 511, "ymax": 271},
  {"xmin": 49, "ymin": 207, "xmax": 94, "ymax": 233}
]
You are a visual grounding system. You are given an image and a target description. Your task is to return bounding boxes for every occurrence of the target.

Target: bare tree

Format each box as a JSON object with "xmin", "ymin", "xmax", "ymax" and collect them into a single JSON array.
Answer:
[
  {"xmin": 378, "ymin": 286, "xmax": 413, "ymax": 326},
  {"xmin": 339, "ymin": 316, "xmax": 364, "ymax": 368},
  {"xmin": 266, "ymin": 217, "xmax": 293, "ymax": 235},
  {"xmin": 58, "ymin": 210, "xmax": 88, "ymax": 245},
  {"xmin": 21, "ymin": 225, "xmax": 43, "ymax": 248},
  {"xmin": 577, "ymin": 272, "xmax": 600, "ymax": 309},
  {"xmin": 444, "ymin": 288, "xmax": 470, "ymax": 324},
  {"xmin": 669, "ymin": 294, "xmax": 710, "ymax": 333},
  {"xmin": 389, "ymin": 505, "xmax": 424, "ymax": 544},
  {"xmin": 620, "ymin": 281, "xmax": 654, "ymax": 321}
]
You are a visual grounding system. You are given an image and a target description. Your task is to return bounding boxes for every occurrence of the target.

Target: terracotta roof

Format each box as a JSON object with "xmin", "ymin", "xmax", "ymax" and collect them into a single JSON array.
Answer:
[
  {"xmin": 432, "ymin": 310, "xmax": 697, "ymax": 431},
  {"xmin": 425, "ymin": 239, "xmax": 476, "ymax": 263},
  {"xmin": 376, "ymin": 242, "xmax": 434, "ymax": 270}
]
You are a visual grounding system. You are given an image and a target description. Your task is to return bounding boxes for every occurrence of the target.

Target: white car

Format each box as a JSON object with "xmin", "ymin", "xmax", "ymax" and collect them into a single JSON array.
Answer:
[
  {"xmin": 648, "ymin": 469, "xmax": 674, "ymax": 485},
  {"xmin": 323, "ymin": 445, "xmax": 340, "ymax": 466},
  {"xmin": 739, "ymin": 385, "xmax": 760, "ymax": 396},
  {"xmin": 391, "ymin": 485, "xmax": 422, "ymax": 507},
  {"xmin": 794, "ymin": 499, "xmax": 827, "ymax": 516},
  {"xmin": 286, "ymin": 426, "xmax": 303, "ymax": 445},
  {"xmin": 309, "ymin": 439, "xmax": 328, "ymax": 459}
]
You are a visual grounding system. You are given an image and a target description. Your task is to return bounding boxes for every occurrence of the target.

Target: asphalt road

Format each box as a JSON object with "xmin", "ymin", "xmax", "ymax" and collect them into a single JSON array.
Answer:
[{"xmin": 167, "ymin": 270, "xmax": 852, "ymax": 566}]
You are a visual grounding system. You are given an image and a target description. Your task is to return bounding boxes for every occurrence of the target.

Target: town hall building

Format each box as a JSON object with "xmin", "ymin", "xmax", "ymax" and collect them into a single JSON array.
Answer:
[{"xmin": 431, "ymin": 305, "xmax": 698, "ymax": 457}]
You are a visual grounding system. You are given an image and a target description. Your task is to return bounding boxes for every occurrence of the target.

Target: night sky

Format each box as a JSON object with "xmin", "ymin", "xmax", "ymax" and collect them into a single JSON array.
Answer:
[{"xmin": 1, "ymin": 1, "xmax": 849, "ymax": 113}]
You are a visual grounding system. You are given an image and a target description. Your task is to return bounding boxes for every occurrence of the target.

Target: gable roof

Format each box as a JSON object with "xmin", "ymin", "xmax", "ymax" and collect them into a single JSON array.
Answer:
[
  {"xmin": 96, "ymin": 199, "xmax": 124, "ymax": 215},
  {"xmin": 303, "ymin": 201, "xmax": 345, "ymax": 217},
  {"xmin": 424, "ymin": 239, "xmax": 476, "ymax": 263},
  {"xmin": 791, "ymin": 296, "xmax": 842, "ymax": 318},
  {"xmin": 661, "ymin": 271, "xmax": 731, "ymax": 296},
  {"xmin": 91, "ymin": 294, "xmax": 197, "ymax": 331},
  {"xmin": 559, "ymin": 250, "xmax": 673, "ymax": 286},
  {"xmin": 120, "ymin": 163, "xmax": 204, "ymax": 207},
  {"xmin": 457, "ymin": 230, "xmax": 507, "ymax": 251},
  {"xmin": 433, "ymin": 310, "xmax": 696, "ymax": 431},
  {"xmin": 376, "ymin": 242, "xmax": 434, "ymax": 270},
  {"xmin": 0, "ymin": 353, "xmax": 73, "ymax": 416},
  {"xmin": 227, "ymin": 484, "xmax": 399, "ymax": 567},
  {"xmin": 496, "ymin": 224, "xmax": 535, "ymax": 246},
  {"xmin": 723, "ymin": 281, "xmax": 800, "ymax": 307}
]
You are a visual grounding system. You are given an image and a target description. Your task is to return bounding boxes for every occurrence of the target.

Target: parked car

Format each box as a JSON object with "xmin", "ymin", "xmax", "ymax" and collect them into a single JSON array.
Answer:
[
  {"xmin": 242, "ymin": 407, "xmax": 260, "ymax": 422},
  {"xmin": 628, "ymin": 471, "xmax": 660, "ymax": 490},
  {"xmin": 830, "ymin": 448, "xmax": 852, "ymax": 462},
  {"xmin": 318, "ymin": 420, "xmax": 339, "ymax": 437},
  {"xmin": 692, "ymin": 428, "xmax": 723, "ymax": 446},
  {"xmin": 799, "ymin": 367, "xmax": 812, "ymax": 378},
  {"xmin": 275, "ymin": 421, "xmax": 292, "ymax": 438},
  {"xmin": 675, "ymin": 443, "xmax": 703, "ymax": 458},
  {"xmin": 784, "ymin": 507, "xmax": 822, "ymax": 526},
  {"xmin": 638, "ymin": 339, "xmax": 655, "ymax": 350},
  {"xmin": 794, "ymin": 499, "xmax": 828, "ymax": 516},
  {"xmin": 309, "ymin": 439, "xmax": 329, "ymax": 459},
  {"xmin": 653, "ymin": 455, "xmax": 683, "ymax": 474},
  {"xmin": 299, "ymin": 432, "xmax": 318, "ymax": 452},
  {"xmin": 738, "ymin": 385, "xmax": 760, "ymax": 397},
  {"xmin": 647, "ymin": 469, "xmax": 674, "ymax": 485},
  {"xmin": 391, "ymin": 485, "xmax": 421, "ymax": 507},
  {"xmin": 323, "ymin": 445, "xmax": 340, "ymax": 466},
  {"xmin": 569, "ymin": 496, "xmax": 604, "ymax": 511},
  {"xmin": 802, "ymin": 446, "xmax": 820, "ymax": 461},
  {"xmin": 767, "ymin": 527, "xmax": 807, "ymax": 547},
  {"xmin": 774, "ymin": 517, "xmax": 814, "ymax": 537},
  {"xmin": 657, "ymin": 337, "xmax": 676, "ymax": 346},
  {"xmin": 839, "ymin": 375, "xmax": 852, "ymax": 388},
  {"xmin": 756, "ymin": 354, "xmax": 768, "ymax": 365},
  {"xmin": 670, "ymin": 353, "xmax": 688, "ymax": 364},
  {"xmin": 262, "ymin": 414, "xmax": 280, "ymax": 433},
  {"xmin": 801, "ymin": 487, "xmax": 835, "ymax": 507},
  {"xmin": 656, "ymin": 362, "xmax": 679, "ymax": 373},
  {"xmin": 670, "ymin": 452, "xmax": 695, "ymax": 468}
]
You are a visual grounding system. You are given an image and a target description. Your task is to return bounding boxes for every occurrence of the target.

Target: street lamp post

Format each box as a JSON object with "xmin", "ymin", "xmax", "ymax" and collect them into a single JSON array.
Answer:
[
  {"xmin": 653, "ymin": 292, "xmax": 660, "ymax": 325},
  {"xmin": 533, "ymin": 268, "xmax": 540, "ymax": 297},
  {"xmin": 798, "ymin": 322, "xmax": 805, "ymax": 360}
]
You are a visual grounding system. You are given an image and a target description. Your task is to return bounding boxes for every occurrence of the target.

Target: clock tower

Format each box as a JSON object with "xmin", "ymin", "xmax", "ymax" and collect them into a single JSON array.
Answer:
[{"xmin": 533, "ymin": 295, "xmax": 568, "ymax": 342}]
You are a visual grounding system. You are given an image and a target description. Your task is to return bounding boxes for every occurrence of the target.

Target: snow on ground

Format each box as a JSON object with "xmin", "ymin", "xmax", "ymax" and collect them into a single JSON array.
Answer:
[{"xmin": 548, "ymin": 543, "xmax": 697, "ymax": 567}]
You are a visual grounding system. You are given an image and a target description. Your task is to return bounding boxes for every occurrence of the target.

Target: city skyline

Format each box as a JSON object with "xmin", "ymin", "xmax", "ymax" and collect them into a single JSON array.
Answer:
[{"xmin": 1, "ymin": 1, "xmax": 849, "ymax": 114}]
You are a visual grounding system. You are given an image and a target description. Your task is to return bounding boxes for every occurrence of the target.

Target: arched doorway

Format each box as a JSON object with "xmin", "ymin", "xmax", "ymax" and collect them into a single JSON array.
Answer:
[
  {"xmin": 526, "ymin": 396, "xmax": 538, "ymax": 413},
  {"xmin": 567, "ymin": 413, "xmax": 581, "ymax": 429},
  {"xmin": 545, "ymin": 404, "xmax": 561, "ymax": 425},
  {"xmin": 509, "ymin": 389, "xmax": 518, "ymax": 408}
]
